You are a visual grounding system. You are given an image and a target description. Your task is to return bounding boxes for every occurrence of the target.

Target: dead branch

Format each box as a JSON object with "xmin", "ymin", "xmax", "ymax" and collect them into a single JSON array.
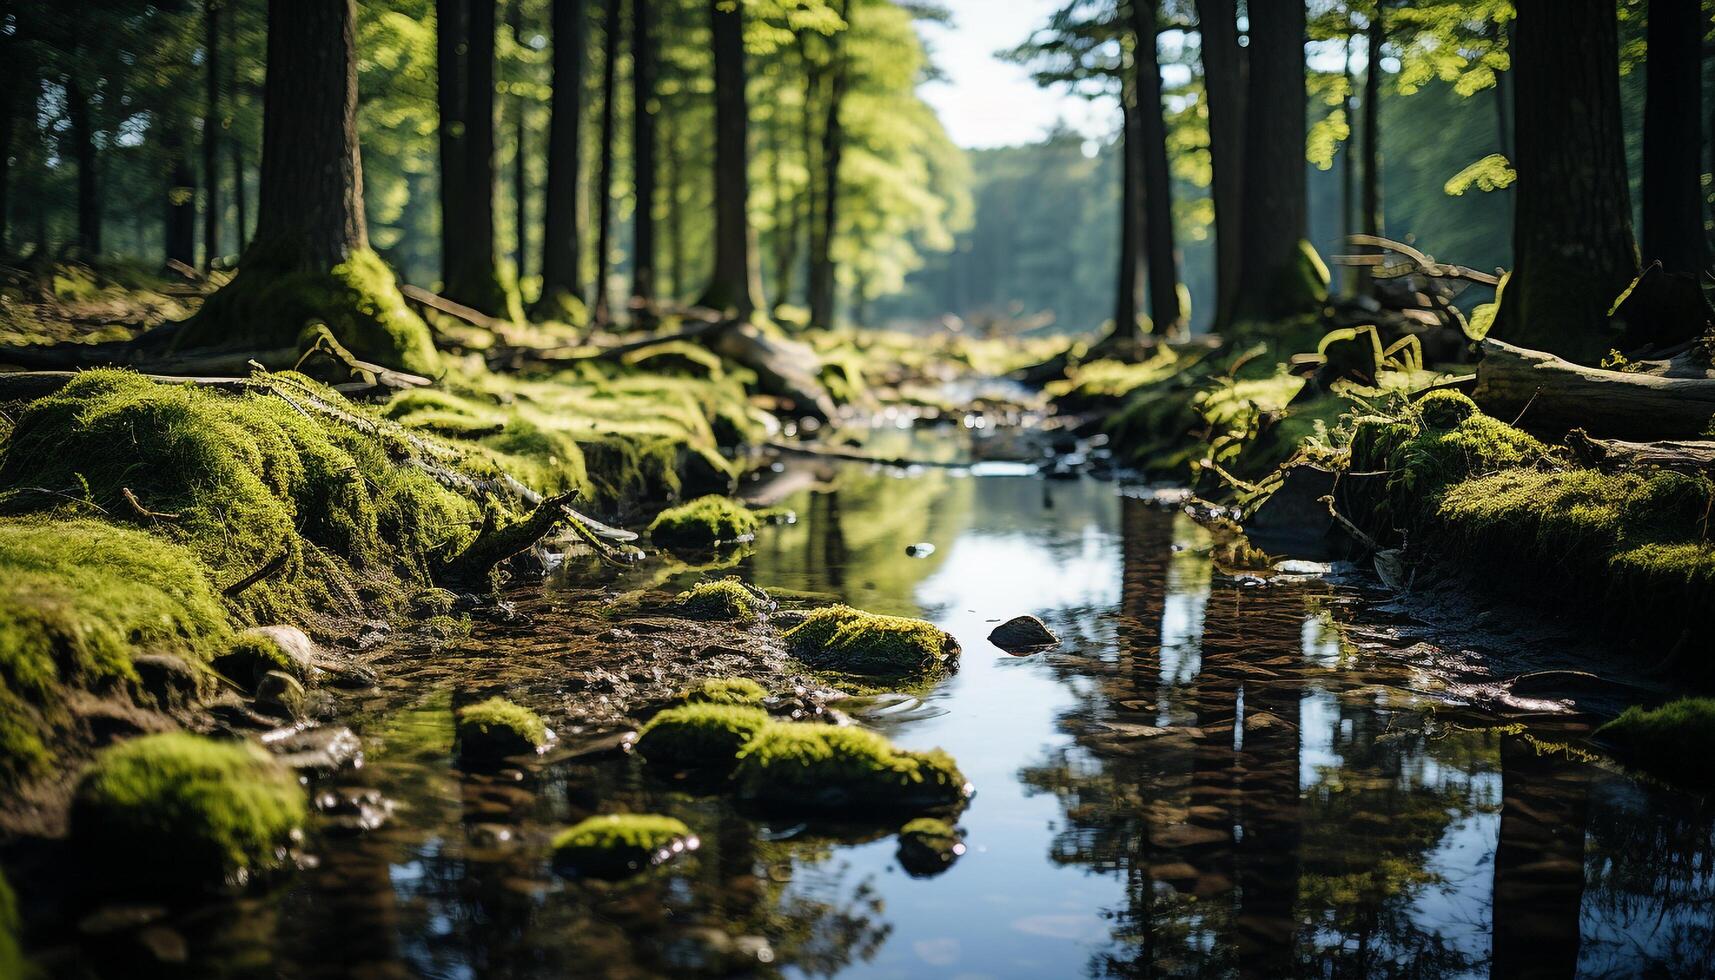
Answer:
[
  {"xmin": 1564, "ymin": 429, "xmax": 1715, "ymax": 475},
  {"xmin": 435, "ymin": 489, "xmax": 581, "ymax": 584},
  {"xmin": 122, "ymin": 487, "xmax": 181, "ymax": 522},
  {"xmin": 1475, "ymin": 338, "xmax": 1715, "ymax": 439}
]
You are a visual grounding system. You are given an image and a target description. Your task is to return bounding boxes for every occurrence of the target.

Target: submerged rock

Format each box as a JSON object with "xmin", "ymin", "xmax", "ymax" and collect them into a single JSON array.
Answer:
[
  {"xmin": 70, "ymin": 732, "xmax": 306, "ymax": 889},
  {"xmin": 986, "ymin": 615, "xmax": 1058, "ymax": 653},
  {"xmin": 671, "ymin": 578, "xmax": 773, "ymax": 624},
  {"xmin": 551, "ymin": 814, "xmax": 699, "ymax": 879},
  {"xmin": 896, "ymin": 817, "xmax": 965, "ymax": 877},
  {"xmin": 456, "ymin": 697, "xmax": 552, "ymax": 764},
  {"xmin": 255, "ymin": 671, "xmax": 308, "ymax": 720},
  {"xmin": 635, "ymin": 703, "xmax": 772, "ymax": 769},
  {"xmin": 648, "ymin": 495, "xmax": 760, "ymax": 549},
  {"xmin": 213, "ymin": 626, "xmax": 318, "ymax": 688},
  {"xmin": 784, "ymin": 605, "xmax": 960, "ymax": 678},
  {"xmin": 732, "ymin": 722, "xmax": 970, "ymax": 814},
  {"xmin": 680, "ymin": 677, "xmax": 769, "ymax": 706}
]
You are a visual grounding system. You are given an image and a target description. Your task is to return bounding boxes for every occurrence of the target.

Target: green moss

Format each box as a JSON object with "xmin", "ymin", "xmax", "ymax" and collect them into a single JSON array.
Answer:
[
  {"xmin": 551, "ymin": 813, "xmax": 698, "ymax": 879},
  {"xmin": 212, "ymin": 631, "xmax": 302, "ymax": 688},
  {"xmin": 175, "ymin": 248, "xmax": 440, "ymax": 375},
  {"xmin": 456, "ymin": 697, "xmax": 550, "ymax": 762},
  {"xmin": 648, "ymin": 495, "xmax": 760, "ymax": 549},
  {"xmin": 732, "ymin": 722, "xmax": 969, "ymax": 813},
  {"xmin": 0, "ymin": 867, "xmax": 25, "ymax": 980},
  {"xmin": 1349, "ymin": 395, "xmax": 1550, "ymax": 525},
  {"xmin": 0, "ymin": 370, "xmax": 483, "ymax": 625},
  {"xmin": 70, "ymin": 733, "xmax": 305, "ymax": 887},
  {"xmin": 635, "ymin": 703, "xmax": 772, "ymax": 769},
  {"xmin": 0, "ymin": 517, "xmax": 231, "ymax": 783},
  {"xmin": 1597, "ymin": 699, "xmax": 1715, "ymax": 787},
  {"xmin": 784, "ymin": 605, "xmax": 959, "ymax": 679},
  {"xmin": 896, "ymin": 817, "xmax": 964, "ymax": 877},
  {"xmin": 681, "ymin": 677, "xmax": 769, "ymax": 706},
  {"xmin": 671, "ymin": 578, "xmax": 772, "ymax": 623}
]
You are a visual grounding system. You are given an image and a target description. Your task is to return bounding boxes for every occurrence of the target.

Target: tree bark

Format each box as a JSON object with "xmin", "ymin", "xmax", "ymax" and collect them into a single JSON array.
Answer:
[
  {"xmin": 229, "ymin": 0, "xmax": 248, "ymax": 252},
  {"xmin": 1340, "ymin": 30, "xmax": 1355, "ymax": 294},
  {"xmin": 1641, "ymin": 0, "xmax": 1705, "ymax": 276},
  {"xmin": 449, "ymin": 0, "xmax": 504, "ymax": 314},
  {"xmin": 166, "ymin": 126, "xmax": 198, "ymax": 268},
  {"xmin": 1356, "ymin": 4, "xmax": 1383, "ymax": 295},
  {"xmin": 536, "ymin": 0, "xmax": 587, "ymax": 318},
  {"xmin": 664, "ymin": 107, "xmax": 684, "ymax": 301},
  {"xmin": 593, "ymin": 0, "xmax": 620, "ymax": 321},
  {"xmin": 508, "ymin": 0, "xmax": 528, "ymax": 282},
  {"xmin": 437, "ymin": 0, "xmax": 468, "ymax": 291},
  {"xmin": 631, "ymin": 0, "xmax": 658, "ymax": 320},
  {"xmin": 697, "ymin": 0, "xmax": 764, "ymax": 320},
  {"xmin": 203, "ymin": 0, "xmax": 222, "ymax": 270},
  {"xmin": 1110, "ymin": 87, "xmax": 1142, "ymax": 343},
  {"xmin": 1135, "ymin": 2, "xmax": 1185, "ymax": 339},
  {"xmin": 1473, "ymin": 338, "xmax": 1715, "ymax": 439},
  {"xmin": 1193, "ymin": 0, "xmax": 1243, "ymax": 332},
  {"xmin": 808, "ymin": 0, "xmax": 851, "ymax": 330},
  {"xmin": 1229, "ymin": 0, "xmax": 1310, "ymax": 323},
  {"xmin": 1493, "ymin": 0, "xmax": 1636, "ymax": 364},
  {"xmin": 67, "ymin": 79, "xmax": 102, "ymax": 256}
]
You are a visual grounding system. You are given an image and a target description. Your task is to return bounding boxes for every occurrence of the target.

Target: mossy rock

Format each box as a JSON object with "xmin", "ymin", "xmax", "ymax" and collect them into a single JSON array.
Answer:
[
  {"xmin": 211, "ymin": 626, "xmax": 317, "ymax": 689},
  {"xmin": 671, "ymin": 578, "xmax": 772, "ymax": 624},
  {"xmin": 680, "ymin": 677, "xmax": 768, "ymax": 706},
  {"xmin": 0, "ymin": 517, "xmax": 232, "ymax": 785},
  {"xmin": 648, "ymin": 495, "xmax": 760, "ymax": 549},
  {"xmin": 551, "ymin": 814, "xmax": 698, "ymax": 879},
  {"xmin": 456, "ymin": 697, "xmax": 551, "ymax": 764},
  {"xmin": 174, "ymin": 248, "xmax": 440, "ymax": 375},
  {"xmin": 635, "ymin": 703, "xmax": 772, "ymax": 769},
  {"xmin": 1597, "ymin": 699, "xmax": 1715, "ymax": 787},
  {"xmin": 784, "ymin": 605, "xmax": 960, "ymax": 679},
  {"xmin": 732, "ymin": 722, "xmax": 969, "ymax": 814},
  {"xmin": 896, "ymin": 817, "xmax": 965, "ymax": 877},
  {"xmin": 70, "ymin": 733, "xmax": 306, "ymax": 888}
]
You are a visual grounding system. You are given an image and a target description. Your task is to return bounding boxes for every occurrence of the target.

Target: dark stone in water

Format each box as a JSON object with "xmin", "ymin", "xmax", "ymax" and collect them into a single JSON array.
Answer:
[{"xmin": 987, "ymin": 615, "xmax": 1059, "ymax": 653}]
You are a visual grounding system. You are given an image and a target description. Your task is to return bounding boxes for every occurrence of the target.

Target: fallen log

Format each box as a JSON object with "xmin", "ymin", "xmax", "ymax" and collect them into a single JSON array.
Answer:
[
  {"xmin": 1564, "ymin": 429, "xmax": 1715, "ymax": 475},
  {"xmin": 1473, "ymin": 338, "xmax": 1715, "ymax": 439},
  {"xmin": 712, "ymin": 322, "xmax": 836, "ymax": 421}
]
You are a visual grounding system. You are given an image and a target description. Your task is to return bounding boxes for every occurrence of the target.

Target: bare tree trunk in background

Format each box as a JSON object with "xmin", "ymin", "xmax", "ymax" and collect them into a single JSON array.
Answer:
[
  {"xmin": 593, "ymin": 0, "xmax": 619, "ymax": 321},
  {"xmin": 1492, "ymin": 16, "xmax": 1511, "ymax": 224},
  {"xmin": 203, "ymin": 0, "xmax": 222, "ymax": 269},
  {"xmin": 1110, "ymin": 87, "xmax": 1141, "ymax": 344},
  {"xmin": 1341, "ymin": 30, "xmax": 1354, "ymax": 294},
  {"xmin": 664, "ymin": 107, "xmax": 684, "ymax": 302},
  {"xmin": 1641, "ymin": 0, "xmax": 1706, "ymax": 276},
  {"xmin": 508, "ymin": 0, "xmax": 528, "ymax": 283},
  {"xmin": 1357, "ymin": 3, "xmax": 1384, "ymax": 295},
  {"xmin": 1494, "ymin": 0, "xmax": 1636, "ymax": 363},
  {"xmin": 536, "ymin": 0, "xmax": 587, "ymax": 319},
  {"xmin": 166, "ymin": 126, "xmax": 198, "ymax": 267},
  {"xmin": 1230, "ymin": 0, "xmax": 1310, "ymax": 323},
  {"xmin": 801, "ymin": 33, "xmax": 820, "ymax": 312},
  {"xmin": 1135, "ymin": 1, "xmax": 1185, "ymax": 338},
  {"xmin": 696, "ymin": 0, "xmax": 764, "ymax": 319},
  {"xmin": 808, "ymin": 0, "xmax": 851, "ymax": 330},
  {"xmin": 448, "ymin": 0, "xmax": 504, "ymax": 314},
  {"xmin": 1193, "ymin": 0, "xmax": 1243, "ymax": 332},
  {"xmin": 229, "ymin": 1, "xmax": 248, "ymax": 253},
  {"xmin": 631, "ymin": 0, "xmax": 658, "ymax": 322},
  {"xmin": 0, "ymin": 18, "xmax": 17, "ymax": 255},
  {"xmin": 437, "ymin": 0, "xmax": 468, "ymax": 291},
  {"xmin": 67, "ymin": 79, "xmax": 102, "ymax": 256}
]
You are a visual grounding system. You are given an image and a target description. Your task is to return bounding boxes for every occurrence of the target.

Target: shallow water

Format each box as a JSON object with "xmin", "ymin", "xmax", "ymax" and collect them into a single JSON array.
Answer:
[{"xmin": 34, "ymin": 434, "xmax": 1715, "ymax": 978}]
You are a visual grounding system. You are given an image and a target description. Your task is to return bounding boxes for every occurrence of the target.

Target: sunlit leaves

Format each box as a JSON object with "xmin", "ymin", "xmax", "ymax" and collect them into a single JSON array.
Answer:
[{"xmin": 1442, "ymin": 153, "xmax": 1515, "ymax": 195}]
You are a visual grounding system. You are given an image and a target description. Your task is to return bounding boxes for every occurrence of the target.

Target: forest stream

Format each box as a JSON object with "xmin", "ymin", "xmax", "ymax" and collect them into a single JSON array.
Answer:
[{"xmin": 11, "ymin": 419, "xmax": 1710, "ymax": 979}]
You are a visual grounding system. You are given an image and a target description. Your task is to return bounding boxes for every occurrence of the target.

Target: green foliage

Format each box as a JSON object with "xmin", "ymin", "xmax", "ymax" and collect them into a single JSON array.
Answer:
[
  {"xmin": 649, "ymin": 495, "xmax": 761, "ymax": 549},
  {"xmin": 1597, "ymin": 699, "xmax": 1715, "ymax": 787},
  {"xmin": 1348, "ymin": 391, "xmax": 1549, "ymax": 523},
  {"xmin": 672, "ymin": 578, "xmax": 773, "ymax": 624},
  {"xmin": 784, "ymin": 604, "xmax": 959, "ymax": 678},
  {"xmin": 70, "ymin": 733, "xmax": 306, "ymax": 887},
  {"xmin": 550, "ymin": 814, "xmax": 697, "ymax": 879},
  {"xmin": 681, "ymin": 676, "xmax": 770, "ymax": 706},
  {"xmin": 0, "ymin": 517, "xmax": 231, "ymax": 784},
  {"xmin": 1443, "ymin": 153, "xmax": 1517, "ymax": 196},
  {"xmin": 635, "ymin": 703, "xmax": 773, "ymax": 768},
  {"xmin": 456, "ymin": 697, "xmax": 550, "ymax": 761},
  {"xmin": 733, "ymin": 721, "xmax": 968, "ymax": 813}
]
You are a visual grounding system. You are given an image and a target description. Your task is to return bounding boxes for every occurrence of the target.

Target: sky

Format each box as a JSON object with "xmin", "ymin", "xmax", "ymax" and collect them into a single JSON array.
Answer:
[{"xmin": 915, "ymin": 0, "xmax": 1119, "ymax": 149}]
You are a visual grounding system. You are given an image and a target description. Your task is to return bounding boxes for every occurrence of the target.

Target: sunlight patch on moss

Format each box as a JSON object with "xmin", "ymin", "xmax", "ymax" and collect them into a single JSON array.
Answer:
[
  {"xmin": 551, "ymin": 813, "xmax": 698, "ymax": 879},
  {"xmin": 635, "ymin": 703, "xmax": 772, "ymax": 769},
  {"xmin": 733, "ymin": 722, "xmax": 969, "ymax": 814},
  {"xmin": 784, "ymin": 605, "xmax": 959, "ymax": 679}
]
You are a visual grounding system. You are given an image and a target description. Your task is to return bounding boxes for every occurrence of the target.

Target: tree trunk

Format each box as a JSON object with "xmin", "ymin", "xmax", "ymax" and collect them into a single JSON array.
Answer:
[
  {"xmin": 1641, "ymin": 0, "xmax": 1705, "ymax": 276},
  {"xmin": 437, "ymin": 0, "xmax": 467, "ymax": 291},
  {"xmin": 808, "ymin": 0, "xmax": 850, "ymax": 330},
  {"xmin": 664, "ymin": 107, "xmax": 684, "ymax": 301},
  {"xmin": 203, "ymin": 0, "xmax": 222, "ymax": 270},
  {"xmin": 697, "ymin": 0, "xmax": 764, "ymax": 319},
  {"xmin": 1340, "ymin": 30, "xmax": 1355, "ymax": 294},
  {"xmin": 536, "ymin": 0, "xmax": 587, "ymax": 318},
  {"xmin": 67, "ymin": 79, "xmax": 102, "ymax": 256},
  {"xmin": 166, "ymin": 127, "xmax": 198, "ymax": 268},
  {"xmin": 593, "ymin": 0, "xmax": 620, "ymax": 321},
  {"xmin": 1492, "ymin": 17, "xmax": 1512, "ymax": 225},
  {"xmin": 1135, "ymin": 2, "xmax": 1185, "ymax": 338},
  {"xmin": 1357, "ymin": 4, "xmax": 1383, "ymax": 295},
  {"xmin": 0, "ymin": 22, "xmax": 16, "ymax": 255},
  {"xmin": 1230, "ymin": 0, "xmax": 1311, "ymax": 323},
  {"xmin": 228, "ymin": 0, "xmax": 247, "ymax": 252},
  {"xmin": 448, "ymin": 0, "xmax": 504, "ymax": 314},
  {"xmin": 508, "ymin": 0, "xmax": 528, "ymax": 283},
  {"xmin": 1110, "ymin": 88, "xmax": 1141, "ymax": 343},
  {"xmin": 631, "ymin": 0, "xmax": 658, "ymax": 320},
  {"xmin": 1493, "ymin": 0, "xmax": 1636, "ymax": 364},
  {"xmin": 1194, "ymin": 0, "xmax": 1243, "ymax": 332}
]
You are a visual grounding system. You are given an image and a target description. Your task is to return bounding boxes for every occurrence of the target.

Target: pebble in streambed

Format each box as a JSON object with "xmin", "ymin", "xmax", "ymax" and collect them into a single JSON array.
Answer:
[
  {"xmin": 905, "ymin": 542, "xmax": 936, "ymax": 557},
  {"xmin": 987, "ymin": 615, "xmax": 1059, "ymax": 654}
]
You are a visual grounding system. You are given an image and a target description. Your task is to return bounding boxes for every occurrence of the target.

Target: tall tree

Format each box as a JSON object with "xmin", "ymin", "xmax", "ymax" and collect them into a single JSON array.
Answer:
[
  {"xmin": 1109, "ymin": 80, "xmax": 1141, "ymax": 344},
  {"xmin": 1357, "ymin": 1, "xmax": 1384, "ymax": 294},
  {"xmin": 1229, "ymin": 0, "xmax": 1314, "ymax": 322},
  {"xmin": 436, "ymin": 0, "xmax": 468, "ymax": 294},
  {"xmin": 1641, "ymin": 0, "xmax": 1705, "ymax": 276},
  {"xmin": 1193, "ymin": 0, "xmax": 1243, "ymax": 331},
  {"xmin": 1494, "ymin": 0, "xmax": 1635, "ymax": 363},
  {"xmin": 593, "ymin": 0, "xmax": 620, "ymax": 321},
  {"xmin": 535, "ymin": 0, "xmax": 588, "ymax": 320},
  {"xmin": 1132, "ymin": 0, "xmax": 1184, "ymax": 338},
  {"xmin": 696, "ymin": 0, "xmax": 764, "ymax": 319},
  {"xmin": 66, "ymin": 78, "xmax": 101, "ymax": 255},
  {"xmin": 631, "ymin": 0, "xmax": 658, "ymax": 320},
  {"xmin": 165, "ymin": 126, "xmax": 198, "ymax": 267},
  {"xmin": 507, "ymin": 0, "xmax": 528, "ymax": 282},
  {"xmin": 808, "ymin": 0, "xmax": 851, "ymax": 330},
  {"xmin": 203, "ymin": 0, "xmax": 222, "ymax": 269},
  {"xmin": 449, "ymin": 0, "xmax": 506, "ymax": 314}
]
